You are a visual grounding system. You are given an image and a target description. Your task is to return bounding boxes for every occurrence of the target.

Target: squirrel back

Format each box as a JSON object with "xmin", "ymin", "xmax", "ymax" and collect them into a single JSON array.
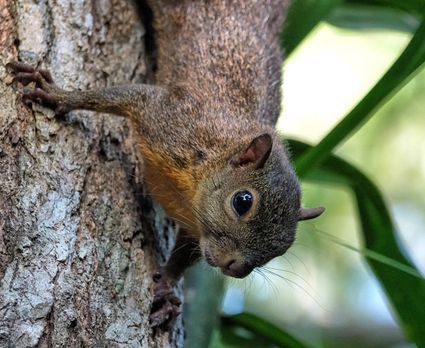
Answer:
[
  {"xmin": 136, "ymin": 0, "xmax": 323, "ymax": 277},
  {"xmin": 139, "ymin": 0, "xmax": 287, "ymax": 234},
  {"xmin": 150, "ymin": 0, "xmax": 287, "ymax": 125}
]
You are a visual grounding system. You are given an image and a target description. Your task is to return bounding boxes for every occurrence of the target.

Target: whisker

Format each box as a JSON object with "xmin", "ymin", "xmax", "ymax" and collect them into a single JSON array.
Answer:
[
  {"xmin": 286, "ymin": 251, "xmax": 311, "ymax": 277},
  {"xmin": 262, "ymin": 269, "xmax": 326, "ymax": 311},
  {"xmin": 263, "ymin": 266, "xmax": 315, "ymax": 292},
  {"xmin": 280, "ymin": 255, "xmax": 295, "ymax": 272},
  {"xmin": 169, "ymin": 241, "xmax": 193, "ymax": 256},
  {"xmin": 255, "ymin": 268, "xmax": 278, "ymax": 298}
]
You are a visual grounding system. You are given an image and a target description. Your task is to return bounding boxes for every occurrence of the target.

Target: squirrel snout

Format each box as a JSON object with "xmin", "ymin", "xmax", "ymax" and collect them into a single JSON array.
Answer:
[
  {"xmin": 203, "ymin": 247, "xmax": 255, "ymax": 278},
  {"xmin": 222, "ymin": 258, "xmax": 254, "ymax": 278}
]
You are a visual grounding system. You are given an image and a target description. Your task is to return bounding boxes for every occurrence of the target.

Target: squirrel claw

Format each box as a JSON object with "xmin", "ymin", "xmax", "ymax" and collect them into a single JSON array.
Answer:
[
  {"xmin": 6, "ymin": 61, "xmax": 61, "ymax": 110},
  {"xmin": 6, "ymin": 61, "xmax": 52, "ymax": 83},
  {"xmin": 149, "ymin": 273, "xmax": 181, "ymax": 329},
  {"xmin": 22, "ymin": 87, "xmax": 57, "ymax": 107},
  {"xmin": 150, "ymin": 301, "xmax": 181, "ymax": 329},
  {"xmin": 13, "ymin": 71, "xmax": 45, "ymax": 87}
]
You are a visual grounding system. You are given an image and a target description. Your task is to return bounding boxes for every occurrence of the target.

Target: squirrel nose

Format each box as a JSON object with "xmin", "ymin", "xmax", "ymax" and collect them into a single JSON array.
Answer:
[{"xmin": 223, "ymin": 258, "xmax": 253, "ymax": 278}]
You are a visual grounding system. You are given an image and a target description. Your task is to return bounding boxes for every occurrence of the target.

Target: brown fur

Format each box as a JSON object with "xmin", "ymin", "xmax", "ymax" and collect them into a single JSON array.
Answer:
[
  {"xmin": 136, "ymin": 0, "xmax": 289, "ymax": 242},
  {"xmin": 7, "ymin": 0, "xmax": 324, "ymax": 284}
]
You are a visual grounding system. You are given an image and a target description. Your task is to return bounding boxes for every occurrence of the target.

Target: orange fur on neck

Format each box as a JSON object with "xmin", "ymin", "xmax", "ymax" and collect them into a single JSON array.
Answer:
[{"xmin": 141, "ymin": 144, "xmax": 200, "ymax": 237}]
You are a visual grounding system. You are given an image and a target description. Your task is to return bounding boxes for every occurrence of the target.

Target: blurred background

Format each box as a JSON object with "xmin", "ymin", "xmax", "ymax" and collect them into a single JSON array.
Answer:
[{"xmin": 184, "ymin": 2, "xmax": 425, "ymax": 348}]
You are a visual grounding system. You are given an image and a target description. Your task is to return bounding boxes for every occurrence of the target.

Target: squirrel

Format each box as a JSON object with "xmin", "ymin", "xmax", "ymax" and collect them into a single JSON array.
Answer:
[{"xmin": 7, "ymin": 0, "xmax": 324, "ymax": 327}]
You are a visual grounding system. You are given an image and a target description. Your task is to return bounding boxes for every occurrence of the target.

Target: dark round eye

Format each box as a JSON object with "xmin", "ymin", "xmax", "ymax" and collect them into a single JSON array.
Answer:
[{"xmin": 232, "ymin": 190, "xmax": 253, "ymax": 217}]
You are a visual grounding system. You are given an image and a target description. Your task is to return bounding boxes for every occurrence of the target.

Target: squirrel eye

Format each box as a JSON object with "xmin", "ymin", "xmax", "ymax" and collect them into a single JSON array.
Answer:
[{"xmin": 232, "ymin": 190, "xmax": 253, "ymax": 217}]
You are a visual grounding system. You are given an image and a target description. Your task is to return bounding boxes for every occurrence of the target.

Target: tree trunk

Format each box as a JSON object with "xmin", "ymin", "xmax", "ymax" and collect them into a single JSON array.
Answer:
[{"xmin": 0, "ymin": 0, "xmax": 182, "ymax": 346}]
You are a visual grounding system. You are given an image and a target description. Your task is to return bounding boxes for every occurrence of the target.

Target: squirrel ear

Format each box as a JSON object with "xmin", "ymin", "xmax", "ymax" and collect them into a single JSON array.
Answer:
[
  {"xmin": 231, "ymin": 134, "xmax": 272, "ymax": 169},
  {"xmin": 299, "ymin": 207, "xmax": 325, "ymax": 221}
]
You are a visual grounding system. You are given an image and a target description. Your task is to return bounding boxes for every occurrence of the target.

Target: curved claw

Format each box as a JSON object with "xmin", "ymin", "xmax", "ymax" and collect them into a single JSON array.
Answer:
[
  {"xmin": 149, "ymin": 272, "xmax": 181, "ymax": 329},
  {"xmin": 13, "ymin": 71, "xmax": 45, "ymax": 87},
  {"xmin": 6, "ymin": 61, "xmax": 35, "ymax": 74},
  {"xmin": 6, "ymin": 61, "xmax": 62, "ymax": 111},
  {"xmin": 150, "ymin": 300, "xmax": 181, "ymax": 328},
  {"xmin": 6, "ymin": 61, "xmax": 55, "ymax": 84},
  {"xmin": 22, "ymin": 87, "xmax": 57, "ymax": 107}
]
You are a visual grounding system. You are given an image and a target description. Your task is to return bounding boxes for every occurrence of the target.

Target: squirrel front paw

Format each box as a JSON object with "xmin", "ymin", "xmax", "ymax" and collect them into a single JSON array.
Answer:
[
  {"xmin": 149, "ymin": 271, "xmax": 182, "ymax": 329},
  {"xmin": 6, "ymin": 61, "xmax": 69, "ymax": 114}
]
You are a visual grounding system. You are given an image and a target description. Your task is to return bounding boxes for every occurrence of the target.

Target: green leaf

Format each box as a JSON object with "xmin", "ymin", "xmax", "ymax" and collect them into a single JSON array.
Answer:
[
  {"xmin": 313, "ymin": 228, "xmax": 422, "ymax": 279},
  {"xmin": 295, "ymin": 16, "xmax": 425, "ymax": 176},
  {"xmin": 289, "ymin": 139, "xmax": 425, "ymax": 345},
  {"xmin": 327, "ymin": 3, "xmax": 420, "ymax": 32},
  {"xmin": 220, "ymin": 313, "xmax": 311, "ymax": 348},
  {"xmin": 183, "ymin": 263, "xmax": 225, "ymax": 348},
  {"xmin": 347, "ymin": 0, "xmax": 425, "ymax": 16},
  {"xmin": 282, "ymin": 0, "xmax": 424, "ymax": 57},
  {"xmin": 282, "ymin": 0, "xmax": 343, "ymax": 57},
  {"xmin": 211, "ymin": 326, "xmax": 276, "ymax": 348}
]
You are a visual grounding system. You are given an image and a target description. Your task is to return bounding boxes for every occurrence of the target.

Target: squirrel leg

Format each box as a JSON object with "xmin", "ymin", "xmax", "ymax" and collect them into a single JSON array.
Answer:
[
  {"xmin": 150, "ymin": 232, "xmax": 201, "ymax": 328},
  {"xmin": 6, "ymin": 61, "xmax": 163, "ymax": 117},
  {"xmin": 163, "ymin": 233, "xmax": 201, "ymax": 282}
]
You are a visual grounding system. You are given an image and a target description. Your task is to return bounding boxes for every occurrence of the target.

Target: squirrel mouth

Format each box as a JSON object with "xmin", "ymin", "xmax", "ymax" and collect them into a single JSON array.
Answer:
[
  {"xmin": 203, "ymin": 250, "xmax": 254, "ymax": 278},
  {"xmin": 222, "ymin": 266, "xmax": 252, "ymax": 278}
]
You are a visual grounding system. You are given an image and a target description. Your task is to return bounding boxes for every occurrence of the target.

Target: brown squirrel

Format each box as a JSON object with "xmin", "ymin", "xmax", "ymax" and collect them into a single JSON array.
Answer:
[{"xmin": 7, "ymin": 0, "xmax": 324, "ymax": 327}]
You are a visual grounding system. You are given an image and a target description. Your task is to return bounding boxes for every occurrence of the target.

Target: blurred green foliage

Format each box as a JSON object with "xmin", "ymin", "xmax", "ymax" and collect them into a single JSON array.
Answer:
[
  {"xmin": 184, "ymin": 1, "xmax": 425, "ymax": 347},
  {"xmin": 291, "ymin": 140, "xmax": 425, "ymax": 345}
]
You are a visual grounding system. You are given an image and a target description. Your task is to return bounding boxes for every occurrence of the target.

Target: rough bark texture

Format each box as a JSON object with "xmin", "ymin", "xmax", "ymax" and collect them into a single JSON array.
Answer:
[{"xmin": 0, "ymin": 0, "xmax": 183, "ymax": 346}]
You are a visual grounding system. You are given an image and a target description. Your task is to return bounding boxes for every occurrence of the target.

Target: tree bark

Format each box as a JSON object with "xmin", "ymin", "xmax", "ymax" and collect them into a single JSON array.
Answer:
[{"xmin": 0, "ymin": 0, "xmax": 183, "ymax": 346}]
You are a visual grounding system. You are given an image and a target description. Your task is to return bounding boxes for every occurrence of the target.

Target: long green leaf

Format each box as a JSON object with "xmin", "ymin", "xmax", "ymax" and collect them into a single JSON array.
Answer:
[
  {"xmin": 183, "ymin": 263, "xmax": 225, "ymax": 348},
  {"xmin": 327, "ymin": 3, "xmax": 420, "ymax": 32},
  {"xmin": 221, "ymin": 313, "xmax": 311, "ymax": 348},
  {"xmin": 289, "ymin": 139, "xmax": 425, "ymax": 345},
  {"xmin": 313, "ymin": 227, "xmax": 422, "ymax": 278},
  {"xmin": 295, "ymin": 16, "xmax": 425, "ymax": 176},
  {"xmin": 282, "ymin": 0, "xmax": 424, "ymax": 58},
  {"xmin": 211, "ymin": 326, "xmax": 275, "ymax": 348},
  {"xmin": 282, "ymin": 0, "xmax": 343, "ymax": 57},
  {"xmin": 348, "ymin": 0, "xmax": 425, "ymax": 15}
]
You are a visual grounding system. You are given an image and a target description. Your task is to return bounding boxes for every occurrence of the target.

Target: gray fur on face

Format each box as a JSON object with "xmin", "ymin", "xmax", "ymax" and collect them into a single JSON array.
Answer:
[{"xmin": 195, "ymin": 136, "xmax": 301, "ymax": 274}]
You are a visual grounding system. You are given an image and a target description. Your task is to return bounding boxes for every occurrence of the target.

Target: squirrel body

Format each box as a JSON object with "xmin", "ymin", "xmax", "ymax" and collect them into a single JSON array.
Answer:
[
  {"xmin": 7, "ymin": 0, "xmax": 324, "ymax": 327},
  {"xmin": 139, "ymin": 0, "xmax": 288, "ymax": 236}
]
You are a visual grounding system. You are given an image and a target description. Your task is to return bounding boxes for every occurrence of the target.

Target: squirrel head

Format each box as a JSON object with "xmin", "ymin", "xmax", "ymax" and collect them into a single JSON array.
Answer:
[{"xmin": 195, "ymin": 133, "xmax": 324, "ymax": 278}]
